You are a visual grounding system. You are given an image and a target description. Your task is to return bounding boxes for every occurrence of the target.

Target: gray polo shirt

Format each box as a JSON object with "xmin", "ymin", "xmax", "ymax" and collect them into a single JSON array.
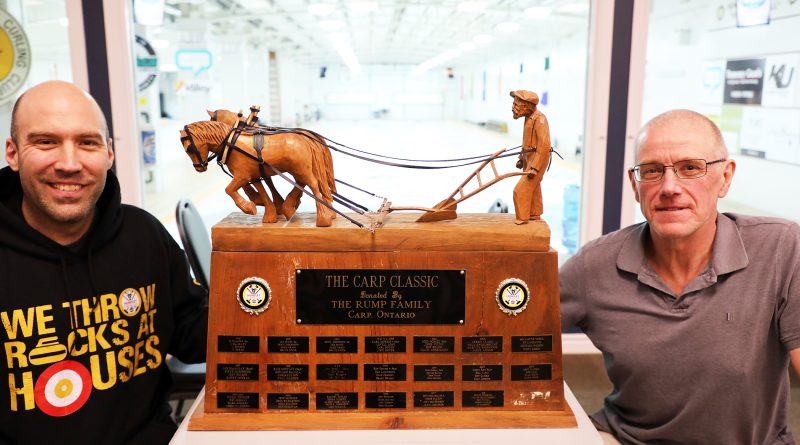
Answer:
[{"xmin": 561, "ymin": 213, "xmax": 800, "ymax": 445}]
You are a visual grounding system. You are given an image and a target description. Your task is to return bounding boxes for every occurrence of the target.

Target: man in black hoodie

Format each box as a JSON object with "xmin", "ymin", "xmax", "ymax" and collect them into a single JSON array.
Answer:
[{"xmin": 0, "ymin": 81, "xmax": 208, "ymax": 444}]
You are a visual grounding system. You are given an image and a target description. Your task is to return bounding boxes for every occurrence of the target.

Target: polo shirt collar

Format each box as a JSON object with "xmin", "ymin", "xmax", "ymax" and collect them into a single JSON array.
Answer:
[{"xmin": 616, "ymin": 213, "xmax": 749, "ymax": 282}]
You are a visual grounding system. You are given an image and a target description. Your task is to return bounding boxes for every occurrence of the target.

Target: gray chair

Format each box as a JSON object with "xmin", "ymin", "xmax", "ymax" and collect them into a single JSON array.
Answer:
[
  {"xmin": 170, "ymin": 198, "xmax": 210, "ymax": 420},
  {"xmin": 175, "ymin": 198, "xmax": 211, "ymax": 289},
  {"xmin": 488, "ymin": 198, "xmax": 509, "ymax": 213}
]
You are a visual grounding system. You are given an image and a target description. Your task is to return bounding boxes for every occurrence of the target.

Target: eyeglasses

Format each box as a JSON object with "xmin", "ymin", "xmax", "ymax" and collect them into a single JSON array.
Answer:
[{"xmin": 630, "ymin": 158, "xmax": 726, "ymax": 182}]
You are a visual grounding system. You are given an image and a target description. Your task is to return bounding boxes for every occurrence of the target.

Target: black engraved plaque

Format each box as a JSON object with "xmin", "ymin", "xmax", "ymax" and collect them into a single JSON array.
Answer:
[
  {"xmin": 511, "ymin": 335, "xmax": 553, "ymax": 353},
  {"xmin": 217, "ymin": 363, "xmax": 258, "ymax": 381},
  {"xmin": 462, "ymin": 364, "xmax": 503, "ymax": 381},
  {"xmin": 218, "ymin": 392, "xmax": 259, "ymax": 409},
  {"xmin": 413, "ymin": 391, "xmax": 454, "ymax": 408},
  {"xmin": 413, "ymin": 365, "xmax": 455, "ymax": 381},
  {"xmin": 462, "ymin": 336, "xmax": 503, "ymax": 353},
  {"xmin": 511, "ymin": 364, "xmax": 553, "ymax": 381},
  {"xmin": 365, "ymin": 336, "xmax": 406, "ymax": 353},
  {"xmin": 316, "ymin": 392, "xmax": 358, "ymax": 410},
  {"xmin": 267, "ymin": 364, "xmax": 309, "ymax": 381},
  {"xmin": 364, "ymin": 363, "xmax": 407, "ymax": 381},
  {"xmin": 316, "ymin": 363, "xmax": 358, "ymax": 380},
  {"xmin": 217, "ymin": 335, "xmax": 259, "ymax": 353},
  {"xmin": 296, "ymin": 269, "xmax": 465, "ymax": 324},
  {"xmin": 267, "ymin": 393, "xmax": 309, "ymax": 410},
  {"xmin": 267, "ymin": 336, "xmax": 309, "ymax": 353},
  {"xmin": 463, "ymin": 390, "xmax": 504, "ymax": 408},
  {"xmin": 316, "ymin": 336, "xmax": 358, "ymax": 353},
  {"xmin": 365, "ymin": 392, "xmax": 406, "ymax": 409},
  {"xmin": 413, "ymin": 336, "xmax": 455, "ymax": 353}
]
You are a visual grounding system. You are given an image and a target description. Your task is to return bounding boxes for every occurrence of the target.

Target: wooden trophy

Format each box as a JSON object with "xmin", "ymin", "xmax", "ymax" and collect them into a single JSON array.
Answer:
[{"xmin": 186, "ymin": 94, "xmax": 573, "ymax": 430}]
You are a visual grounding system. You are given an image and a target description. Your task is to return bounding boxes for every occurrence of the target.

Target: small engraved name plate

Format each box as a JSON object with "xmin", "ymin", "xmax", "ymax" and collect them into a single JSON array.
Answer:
[
  {"xmin": 365, "ymin": 336, "xmax": 407, "ymax": 353},
  {"xmin": 217, "ymin": 335, "xmax": 259, "ymax": 353},
  {"xmin": 511, "ymin": 335, "xmax": 553, "ymax": 353},
  {"xmin": 316, "ymin": 363, "xmax": 358, "ymax": 380},
  {"xmin": 266, "ymin": 364, "xmax": 309, "ymax": 381},
  {"xmin": 462, "ymin": 336, "xmax": 503, "ymax": 353},
  {"xmin": 267, "ymin": 393, "xmax": 309, "ymax": 410},
  {"xmin": 316, "ymin": 392, "xmax": 358, "ymax": 410},
  {"xmin": 267, "ymin": 336, "xmax": 310, "ymax": 353},
  {"xmin": 218, "ymin": 392, "xmax": 259, "ymax": 409},
  {"xmin": 413, "ymin": 336, "xmax": 455, "ymax": 353},
  {"xmin": 217, "ymin": 363, "xmax": 258, "ymax": 381},
  {"xmin": 413, "ymin": 364, "xmax": 455, "ymax": 381},
  {"xmin": 316, "ymin": 336, "xmax": 358, "ymax": 353},
  {"xmin": 511, "ymin": 364, "xmax": 553, "ymax": 381},
  {"xmin": 365, "ymin": 392, "xmax": 406, "ymax": 409},
  {"xmin": 463, "ymin": 390, "xmax": 504, "ymax": 408},
  {"xmin": 462, "ymin": 364, "xmax": 503, "ymax": 381},
  {"xmin": 413, "ymin": 391, "xmax": 454, "ymax": 408},
  {"xmin": 364, "ymin": 363, "xmax": 407, "ymax": 381}
]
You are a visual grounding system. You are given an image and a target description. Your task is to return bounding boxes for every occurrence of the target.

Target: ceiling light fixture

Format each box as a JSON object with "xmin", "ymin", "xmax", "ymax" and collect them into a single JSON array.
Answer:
[
  {"xmin": 164, "ymin": 5, "xmax": 183, "ymax": 16},
  {"xmin": 496, "ymin": 21, "xmax": 519, "ymax": 33},
  {"xmin": 348, "ymin": 1, "xmax": 378, "ymax": 12},
  {"xmin": 473, "ymin": 34, "xmax": 493, "ymax": 44},
  {"xmin": 328, "ymin": 32, "xmax": 362, "ymax": 75},
  {"xmin": 459, "ymin": 42, "xmax": 476, "ymax": 51},
  {"xmin": 524, "ymin": 6, "xmax": 551, "ymax": 19},
  {"xmin": 308, "ymin": 3, "xmax": 336, "ymax": 16},
  {"xmin": 457, "ymin": 1, "xmax": 487, "ymax": 12},
  {"xmin": 413, "ymin": 48, "xmax": 463, "ymax": 76},
  {"xmin": 319, "ymin": 19, "xmax": 344, "ymax": 31},
  {"xmin": 558, "ymin": 2, "xmax": 589, "ymax": 14}
]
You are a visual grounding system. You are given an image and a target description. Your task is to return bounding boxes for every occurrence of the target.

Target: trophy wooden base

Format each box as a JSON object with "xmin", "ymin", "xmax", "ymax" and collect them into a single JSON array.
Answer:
[
  {"xmin": 189, "ymin": 393, "xmax": 575, "ymax": 430},
  {"xmin": 190, "ymin": 213, "xmax": 574, "ymax": 431}
]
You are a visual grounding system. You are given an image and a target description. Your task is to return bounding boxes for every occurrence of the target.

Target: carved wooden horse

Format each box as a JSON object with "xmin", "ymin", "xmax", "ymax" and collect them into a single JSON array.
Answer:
[
  {"xmin": 205, "ymin": 110, "xmax": 290, "ymax": 217},
  {"xmin": 179, "ymin": 120, "xmax": 337, "ymax": 227}
]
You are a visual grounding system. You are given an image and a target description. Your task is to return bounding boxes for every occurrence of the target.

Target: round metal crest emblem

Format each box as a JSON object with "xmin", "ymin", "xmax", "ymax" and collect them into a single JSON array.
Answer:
[
  {"xmin": 237, "ymin": 277, "xmax": 271, "ymax": 315},
  {"xmin": 495, "ymin": 278, "xmax": 530, "ymax": 316}
]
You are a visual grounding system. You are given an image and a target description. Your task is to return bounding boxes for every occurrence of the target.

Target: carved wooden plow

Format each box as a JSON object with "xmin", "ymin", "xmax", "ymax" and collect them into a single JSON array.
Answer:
[{"xmin": 386, "ymin": 146, "xmax": 529, "ymax": 224}]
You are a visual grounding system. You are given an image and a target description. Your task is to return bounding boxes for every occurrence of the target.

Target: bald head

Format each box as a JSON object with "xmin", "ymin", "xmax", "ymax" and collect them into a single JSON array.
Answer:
[
  {"xmin": 10, "ymin": 81, "xmax": 109, "ymax": 144},
  {"xmin": 634, "ymin": 109, "xmax": 727, "ymax": 163}
]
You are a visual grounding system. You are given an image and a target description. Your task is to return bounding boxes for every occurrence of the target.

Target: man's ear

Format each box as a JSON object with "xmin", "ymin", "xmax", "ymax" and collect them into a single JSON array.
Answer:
[
  {"xmin": 628, "ymin": 169, "xmax": 641, "ymax": 203},
  {"xmin": 6, "ymin": 138, "xmax": 20, "ymax": 172},
  {"xmin": 106, "ymin": 138, "xmax": 115, "ymax": 166},
  {"xmin": 718, "ymin": 158, "xmax": 736, "ymax": 198}
]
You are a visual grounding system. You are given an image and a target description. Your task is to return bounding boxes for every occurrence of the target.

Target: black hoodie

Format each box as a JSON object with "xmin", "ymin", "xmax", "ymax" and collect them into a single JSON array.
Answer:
[{"xmin": 0, "ymin": 166, "xmax": 208, "ymax": 444}]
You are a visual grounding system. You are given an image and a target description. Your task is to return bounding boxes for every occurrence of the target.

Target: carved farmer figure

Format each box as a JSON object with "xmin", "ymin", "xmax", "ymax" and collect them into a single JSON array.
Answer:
[{"xmin": 510, "ymin": 90, "xmax": 551, "ymax": 225}]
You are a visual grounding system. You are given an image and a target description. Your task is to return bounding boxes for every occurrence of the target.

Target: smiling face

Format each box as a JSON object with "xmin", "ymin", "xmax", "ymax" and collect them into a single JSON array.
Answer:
[
  {"xmin": 5, "ymin": 81, "xmax": 114, "ymax": 244},
  {"xmin": 629, "ymin": 111, "xmax": 735, "ymax": 245}
]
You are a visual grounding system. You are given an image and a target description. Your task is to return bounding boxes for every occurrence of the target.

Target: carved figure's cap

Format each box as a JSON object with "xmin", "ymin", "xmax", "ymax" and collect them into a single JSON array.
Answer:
[{"xmin": 509, "ymin": 90, "xmax": 539, "ymax": 105}]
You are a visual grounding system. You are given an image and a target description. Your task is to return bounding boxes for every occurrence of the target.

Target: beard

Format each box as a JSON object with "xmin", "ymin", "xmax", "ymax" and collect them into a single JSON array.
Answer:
[{"xmin": 20, "ymin": 173, "xmax": 106, "ymax": 227}]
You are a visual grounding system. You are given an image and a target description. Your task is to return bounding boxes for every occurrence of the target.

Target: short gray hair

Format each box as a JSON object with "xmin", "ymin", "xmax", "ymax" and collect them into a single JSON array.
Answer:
[{"xmin": 634, "ymin": 109, "xmax": 728, "ymax": 162}]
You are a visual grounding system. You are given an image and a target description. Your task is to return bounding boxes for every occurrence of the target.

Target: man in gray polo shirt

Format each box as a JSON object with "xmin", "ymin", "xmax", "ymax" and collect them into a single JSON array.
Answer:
[{"xmin": 561, "ymin": 109, "xmax": 800, "ymax": 445}]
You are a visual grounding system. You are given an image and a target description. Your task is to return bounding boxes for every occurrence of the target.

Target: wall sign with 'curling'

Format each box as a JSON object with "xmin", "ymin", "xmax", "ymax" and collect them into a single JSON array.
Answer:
[{"xmin": 0, "ymin": 10, "xmax": 31, "ymax": 104}]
